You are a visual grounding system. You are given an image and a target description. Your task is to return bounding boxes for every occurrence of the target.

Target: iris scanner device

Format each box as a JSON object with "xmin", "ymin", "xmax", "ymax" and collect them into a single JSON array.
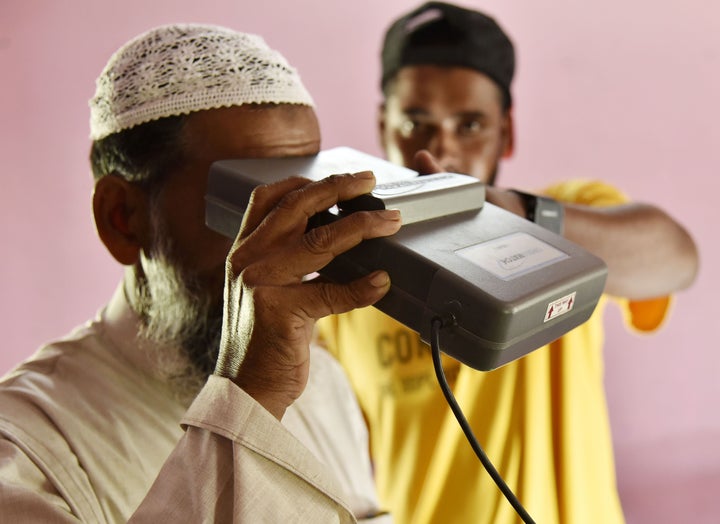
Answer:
[{"xmin": 205, "ymin": 147, "xmax": 608, "ymax": 371}]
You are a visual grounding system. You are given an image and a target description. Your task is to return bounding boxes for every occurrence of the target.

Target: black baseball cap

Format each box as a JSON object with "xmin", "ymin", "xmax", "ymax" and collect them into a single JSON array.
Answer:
[{"xmin": 381, "ymin": 2, "xmax": 515, "ymax": 107}]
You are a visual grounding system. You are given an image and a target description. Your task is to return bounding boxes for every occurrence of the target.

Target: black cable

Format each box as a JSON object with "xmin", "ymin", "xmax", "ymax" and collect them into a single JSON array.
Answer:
[{"xmin": 430, "ymin": 316, "xmax": 536, "ymax": 524}]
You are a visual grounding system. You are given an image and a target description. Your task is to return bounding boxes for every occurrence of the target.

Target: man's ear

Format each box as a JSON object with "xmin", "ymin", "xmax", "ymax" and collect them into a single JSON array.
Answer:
[
  {"xmin": 92, "ymin": 174, "xmax": 151, "ymax": 265},
  {"xmin": 502, "ymin": 108, "xmax": 515, "ymax": 158}
]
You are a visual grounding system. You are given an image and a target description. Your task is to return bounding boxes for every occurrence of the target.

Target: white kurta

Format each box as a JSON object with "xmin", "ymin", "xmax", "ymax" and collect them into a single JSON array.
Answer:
[{"xmin": 0, "ymin": 284, "xmax": 389, "ymax": 522}]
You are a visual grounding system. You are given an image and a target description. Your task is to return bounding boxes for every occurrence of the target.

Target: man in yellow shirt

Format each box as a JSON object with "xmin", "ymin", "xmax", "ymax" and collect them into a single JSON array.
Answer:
[{"xmin": 318, "ymin": 3, "xmax": 699, "ymax": 523}]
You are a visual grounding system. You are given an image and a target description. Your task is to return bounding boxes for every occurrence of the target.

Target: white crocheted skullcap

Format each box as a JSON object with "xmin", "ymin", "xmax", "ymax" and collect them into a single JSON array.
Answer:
[{"xmin": 89, "ymin": 24, "xmax": 315, "ymax": 140}]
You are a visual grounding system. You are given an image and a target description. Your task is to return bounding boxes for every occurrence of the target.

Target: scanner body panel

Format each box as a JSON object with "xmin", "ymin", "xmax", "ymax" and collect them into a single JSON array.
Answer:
[{"xmin": 205, "ymin": 147, "xmax": 608, "ymax": 370}]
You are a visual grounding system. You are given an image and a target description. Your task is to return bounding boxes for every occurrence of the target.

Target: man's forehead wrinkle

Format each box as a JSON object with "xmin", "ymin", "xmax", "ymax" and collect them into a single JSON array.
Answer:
[
  {"xmin": 179, "ymin": 106, "xmax": 320, "ymax": 161},
  {"xmin": 232, "ymin": 141, "xmax": 321, "ymax": 158}
]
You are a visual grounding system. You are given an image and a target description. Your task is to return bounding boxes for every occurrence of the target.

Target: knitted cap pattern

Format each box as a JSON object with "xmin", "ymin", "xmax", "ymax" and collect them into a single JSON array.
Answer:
[{"xmin": 89, "ymin": 24, "xmax": 315, "ymax": 140}]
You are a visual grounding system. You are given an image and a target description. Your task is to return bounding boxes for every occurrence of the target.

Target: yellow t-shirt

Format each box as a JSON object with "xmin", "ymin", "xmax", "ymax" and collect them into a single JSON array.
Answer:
[{"xmin": 317, "ymin": 180, "xmax": 670, "ymax": 524}]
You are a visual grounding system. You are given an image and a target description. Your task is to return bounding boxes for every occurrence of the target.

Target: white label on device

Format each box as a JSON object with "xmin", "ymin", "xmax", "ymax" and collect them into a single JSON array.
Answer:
[
  {"xmin": 456, "ymin": 232, "xmax": 569, "ymax": 281},
  {"xmin": 544, "ymin": 292, "xmax": 576, "ymax": 322},
  {"xmin": 373, "ymin": 173, "xmax": 477, "ymax": 196}
]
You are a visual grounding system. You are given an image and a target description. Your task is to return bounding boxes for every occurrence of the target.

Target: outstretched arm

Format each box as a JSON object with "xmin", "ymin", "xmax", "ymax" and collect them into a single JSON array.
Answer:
[
  {"xmin": 560, "ymin": 202, "xmax": 698, "ymax": 299},
  {"xmin": 413, "ymin": 149, "xmax": 699, "ymax": 300},
  {"xmin": 484, "ymin": 189, "xmax": 699, "ymax": 300}
]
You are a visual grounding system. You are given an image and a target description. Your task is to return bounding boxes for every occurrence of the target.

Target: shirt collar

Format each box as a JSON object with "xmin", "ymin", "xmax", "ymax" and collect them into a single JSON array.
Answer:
[{"xmin": 101, "ymin": 280, "xmax": 165, "ymax": 379}]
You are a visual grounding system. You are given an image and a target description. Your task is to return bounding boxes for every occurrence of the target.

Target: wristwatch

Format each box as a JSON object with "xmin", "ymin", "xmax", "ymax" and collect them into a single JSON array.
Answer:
[{"xmin": 510, "ymin": 190, "xmax": 565, "ymax": 235}]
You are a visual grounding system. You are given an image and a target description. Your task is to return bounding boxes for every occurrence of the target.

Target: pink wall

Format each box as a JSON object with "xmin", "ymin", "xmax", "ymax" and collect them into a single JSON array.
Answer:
[{"xmin": 1, "ymin": 1, "xmax": 718, "ymax": 521}]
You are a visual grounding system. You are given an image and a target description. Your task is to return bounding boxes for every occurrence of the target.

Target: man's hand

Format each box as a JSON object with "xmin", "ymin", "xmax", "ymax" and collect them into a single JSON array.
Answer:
[
  {"xmin": 411, "ymin": 149, "xmax": 527, "ymax": 216},
  {"xmin": 215, "ymin": 171, "xmax": 402, "ymax": 419}
]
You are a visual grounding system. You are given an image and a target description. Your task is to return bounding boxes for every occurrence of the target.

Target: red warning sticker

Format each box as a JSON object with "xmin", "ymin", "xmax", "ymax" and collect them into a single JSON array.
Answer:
[{"xmin": 544, "ymin": 292, "xmax": 576, "ymax": 322}]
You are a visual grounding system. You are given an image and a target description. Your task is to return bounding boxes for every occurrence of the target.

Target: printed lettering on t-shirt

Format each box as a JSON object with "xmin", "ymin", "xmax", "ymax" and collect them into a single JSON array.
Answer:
[
  {"xmin": 376, "ymin": 329, "xmax": 429, "ymax": 368},
  {"xmin": 376, "ymin": 328, "xmax": 460, "ymax": 398}
]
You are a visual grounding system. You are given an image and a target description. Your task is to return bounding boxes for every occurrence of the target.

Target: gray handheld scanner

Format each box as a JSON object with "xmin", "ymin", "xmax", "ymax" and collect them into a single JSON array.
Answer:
[{"xmin": 205, "ymin": 147, "xmax": 607, "ymax": 371}]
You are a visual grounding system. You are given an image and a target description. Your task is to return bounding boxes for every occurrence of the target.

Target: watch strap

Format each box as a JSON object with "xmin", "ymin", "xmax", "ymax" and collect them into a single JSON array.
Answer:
[{"xmin": 510, "ymin": 190, "xmax": 564, "ymax": 235}]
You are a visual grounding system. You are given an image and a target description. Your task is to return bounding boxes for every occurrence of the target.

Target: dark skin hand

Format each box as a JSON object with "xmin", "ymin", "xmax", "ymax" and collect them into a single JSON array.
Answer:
[{"xmin": 215, "ymin": 171, "xmax": 402, "ymax": 419}]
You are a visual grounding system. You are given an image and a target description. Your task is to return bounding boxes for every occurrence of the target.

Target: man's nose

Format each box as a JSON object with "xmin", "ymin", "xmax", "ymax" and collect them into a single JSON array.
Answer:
[{"xmin": 427, "ymin": 126, "xmax": 460, "ymax": 170}]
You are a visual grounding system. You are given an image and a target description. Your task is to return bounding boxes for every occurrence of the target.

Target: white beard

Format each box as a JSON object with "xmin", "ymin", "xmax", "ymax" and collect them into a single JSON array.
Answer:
[{"xmin": 129, "ymin": 210, "xmax": 223, "ymax": 404}]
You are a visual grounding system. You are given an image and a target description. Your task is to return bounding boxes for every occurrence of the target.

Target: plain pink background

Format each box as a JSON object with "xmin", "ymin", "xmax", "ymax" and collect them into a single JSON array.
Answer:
[{"xmin": 1, "ymin": 1, "xmax": 718, "ymax": 521}]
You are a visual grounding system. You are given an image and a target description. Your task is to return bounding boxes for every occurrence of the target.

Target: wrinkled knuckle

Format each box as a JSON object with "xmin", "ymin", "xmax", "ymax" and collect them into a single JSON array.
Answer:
[
  {"xmin": 350, "ymin": 279, "xmax": 375, "ymax": 306},
  {"xmin": 351, "ymin": 210, "xmax": 374, "ymax": 227},
  {"xmin": 316, "ymin": 282, "xmax": 337, "ymax": 311},
  {"xmin": 325, "ymin": 173, "xmax": 347, "ymax": 185},
  {"xmin": 321, "ymin": 173, "xmax": 350, "ymax": 193},
  {"xmin": 340, "ymin": 211, "xmax": 373, "ymax": 234},
  {"xmin": 249, "ymin": 185, "xmax": 272, "ymax": 206},
  {"xmin": 277, "ymin": 189, "xmax": 304, "ymax": 214},
  {"xmin": 343, "ymin": 284, "xmax": 364, "ymax": 308},
  {"xmin": 303, "ymin": 226, "xmax": 334, "ymax": 254}
]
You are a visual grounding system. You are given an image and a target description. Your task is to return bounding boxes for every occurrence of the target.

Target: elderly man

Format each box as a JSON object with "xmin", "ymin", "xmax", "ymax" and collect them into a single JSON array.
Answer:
[
  {"xmin": 317, "ymin": 3, "xmax": 699, "ymax": 523},
  {"xmin": 0, "ymin": 25, "xmax": 396, "ymax": 522}
]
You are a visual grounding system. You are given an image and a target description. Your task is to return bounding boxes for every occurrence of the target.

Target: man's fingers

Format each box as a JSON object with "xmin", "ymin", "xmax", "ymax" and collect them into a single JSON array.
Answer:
[
  {"xmin": 230, "ymin": 171, "xmax": 401, "ymax": 279},
  {"xmin": 238, "ymin": 208, "xmax": 401, "ymax": 285},
  {"xmin": 311, "ymin": 270, "xmax": 392, "ymax": 317},
  {"xmin": 255, "ymin": 270, "xmax": 392, "ymax": 321},
  {"xmin": 301, "ymin": 208, "xmax": 401, "ymax": 263},
  {"xmin": 412, "ymin": 149, "xmax": 444, "ymax": 175},
  {"xmin": 239, "ymin": 171, "xmax": 378, "ymax": 244},
  {"xmin": 239, "ymin": 176, "xmax": 311, "ymax": 239}
]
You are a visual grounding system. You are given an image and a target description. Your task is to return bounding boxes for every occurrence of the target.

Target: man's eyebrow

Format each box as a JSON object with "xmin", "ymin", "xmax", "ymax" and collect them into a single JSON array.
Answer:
[
  {"xmin": 401, "ymin": 107, "xmax": 431, "ymax": 116},
  {"xmin": 402, "ymin": 108, "xmax": 489, "ymax": 119},
  {"xmin": 455, "ymin": 110, "xmax": 488, "ymax": 119}
]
